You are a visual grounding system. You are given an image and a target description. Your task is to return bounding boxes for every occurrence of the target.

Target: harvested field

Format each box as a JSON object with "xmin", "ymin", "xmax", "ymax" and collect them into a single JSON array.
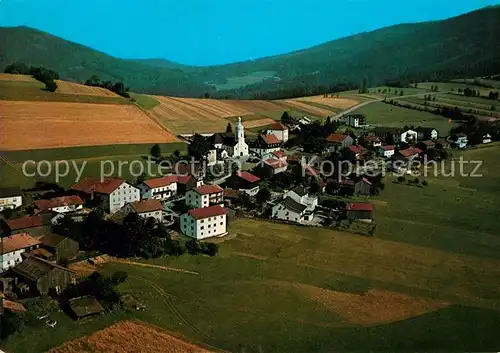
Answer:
[
  {"xmin": 48, "ymin": 320, "xmax": 214, "ymax": 353},
  {"xmin": 242, "ymin": 118, "xmax": 276, "ymax": 128},
  {"xmin": 55, "ymin": 80, "xmax": 120, "ymax": 97},
  {"xmin": 294, "ymin": 96, "xmax": 360, "ymax": 109},
  {"xmin": 0, "ymin": 73, "xmax": 36, "ymax": 82},
  {"xmin": 296, "ymin": 284, "xmax": 449, "ymax": 326},
  {"xmin": 0, "ymin": 101, "xmax": 178, "ymax": 150},
  {"xmin": 279, "ymin": 99, "xmax": 334, "ymax": 117},
  {"xmin": 168, "ymin": 97, "xmax": 253, "ymax": 117}
]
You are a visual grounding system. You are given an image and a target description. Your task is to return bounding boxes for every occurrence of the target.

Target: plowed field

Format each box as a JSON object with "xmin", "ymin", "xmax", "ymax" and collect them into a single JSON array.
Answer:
[{"xmin": 55, "ymin": 80, "xmax": 120, "ymax": 97}]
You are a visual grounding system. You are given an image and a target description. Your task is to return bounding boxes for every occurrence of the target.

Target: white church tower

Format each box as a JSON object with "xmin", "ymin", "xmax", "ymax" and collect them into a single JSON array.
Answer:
[{"xmin": 233, "ymin": 117, "xmax": 249, "ymax": 158}]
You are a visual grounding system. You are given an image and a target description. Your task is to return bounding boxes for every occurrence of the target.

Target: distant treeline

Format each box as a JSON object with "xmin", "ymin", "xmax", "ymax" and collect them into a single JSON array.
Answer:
[
  {"xmin": 4, "ymin": 62, "xmax": 59, "ymax": 92},
  {"xmin": 84, "ymin": 75, "xmax": 130, "ymax": 98}
]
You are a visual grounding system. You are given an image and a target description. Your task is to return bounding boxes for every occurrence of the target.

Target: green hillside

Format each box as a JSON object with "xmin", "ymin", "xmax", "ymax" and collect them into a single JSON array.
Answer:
[{"xmin": 1, "ymin": 6, "xmax": 499, "ymax": 98}]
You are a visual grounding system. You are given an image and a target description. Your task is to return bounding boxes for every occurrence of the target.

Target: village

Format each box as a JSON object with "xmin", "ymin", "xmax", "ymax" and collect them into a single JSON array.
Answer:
[{"xmin": 0, "ymin": 109, "xmax": 494, "ymax": 331}]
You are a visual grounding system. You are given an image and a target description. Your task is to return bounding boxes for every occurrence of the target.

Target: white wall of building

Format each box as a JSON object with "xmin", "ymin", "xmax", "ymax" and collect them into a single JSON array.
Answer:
[
  {"xmin": 272, "ymin": 204, "xmax": 304, "ymax": 223},
  {"xmin": 140, "ymin": 183, "xmax": 177, "ymax": 201},
  {"xmin": 1, "ymin": 246, "xmax": 38, "ymax": 273},
  {"xmin": 0, "ymin": 196, "xmax": 22, "ymax": 211},
  {"xmin": 108, "ymin": 182, "xmax": 141, "ymax": 213},
  {"xmin": 51, "ymin": 204, "xmax": 83, "ymax": 213},
  {"xmin": 180, "ymin": 213, "xmax": 227, "ymax": 240},
  {"xmin": 286, "ymin": 191, "xmax": 318, "ymax": 212}
]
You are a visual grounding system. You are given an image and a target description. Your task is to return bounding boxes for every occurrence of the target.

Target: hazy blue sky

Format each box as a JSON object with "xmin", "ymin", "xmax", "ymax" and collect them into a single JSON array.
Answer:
[{"xmin": 1, "ymin": 0, "xmax": 499, "ymax": 65}]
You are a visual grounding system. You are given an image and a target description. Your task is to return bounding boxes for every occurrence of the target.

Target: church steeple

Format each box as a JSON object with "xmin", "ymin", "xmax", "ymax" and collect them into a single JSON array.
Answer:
[{"xmin": 236, "ymin": 116, "xmax": 244, "ymax": 142}]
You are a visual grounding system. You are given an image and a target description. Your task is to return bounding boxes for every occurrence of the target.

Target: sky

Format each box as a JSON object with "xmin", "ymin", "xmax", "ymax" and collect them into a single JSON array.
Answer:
[{"xmin": 0, "ymin": 0, "xmax": 499, "ymax": 66}]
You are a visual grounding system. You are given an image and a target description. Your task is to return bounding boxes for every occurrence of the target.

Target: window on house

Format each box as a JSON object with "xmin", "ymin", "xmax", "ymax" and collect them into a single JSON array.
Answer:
[
  {"xmin": 201, "ymin": 226, "xmax": 204, "ymax": 230},
  {"xmin": 208, "ymin": 224, "xmax": 211, "ymax": 228},
  {"xmin": 220, "ymin": 222, "xmax": 223, "ymax": 225}
]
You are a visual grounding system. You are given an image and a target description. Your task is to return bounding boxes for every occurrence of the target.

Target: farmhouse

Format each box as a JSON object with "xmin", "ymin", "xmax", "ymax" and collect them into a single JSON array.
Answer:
[
  {"xmin": 266, "ymin": 122, "xmax": 289, "ymax": 142},
  {"xmin": 0, "ymin": 187, "xmax": 22, "ymax": 211},
  {"xmin": 1, "ymin": 233, "xmax": 41, "ymax": 273},
  {"xmin": 378, "ymin": 145, "xmax": 395, "ymax": 158},
  {"xmin": 122, "ymin": 199, "xmax": 164, "ymax": 222},
  {"xmin": 12, "ymin": 256, "xmax": 76, "ymax": 295},
  {"xmin": 326, "ymin": 133, "xmax": 354, "ymax": 153},
  {"xmin": 176, "ymin": 174, "xmax": 204, "ymax": 195},
  {"xmin": 138, "ymin": 176, "xmax": 178, "ymax": 201},
  {"xmin": 345, "ymin": 145, "xmax": 366, "ymax": 160},
  {"xmin": 344, "ymin": 114, "xmax": 366, "ymax": 127},
  {"xmin": 34, "ymin": 195, "xmax": 84, "ymax": 213},
  {"xmin": 415, "ymin": 127, "xmax": 438, "ymax": 140},
  {"xmin": 399, "ymin": 147, "xmax": 423, "ymax": 160},
  {"xmin": 250, "ymin": 134, "xmax": 282, "ymax": 157},
  {"xmin": 272, "ymin": 197, "xmax": 313, "ymax": 224},
  {"xmin": 71, "ymin": 178, "xmax": 140, "ymax": 214},
  {"xmin": 455, "ymin": 133, "xmax": 468, "ymax": 148},
  {"xmin": 263, "ymin": 150, "xmax": 287, "ymax": 162},
  {"xmin": 263, "ymin": 158, "xmax": 288, "ymax": 175},
  {"xmin": 284, "ymin": 187, "xmax": 318, "ymax": 212},
  {"xmin": 483, "ymin": 133, "xmax": 492, "ymax": 144},
  {"xmin": 346, "ymin": 203, "xmax": 373, "ymax": 222},
  {"xmin": 228, "ymin": 171, "xmax": 261, "ymax": 196},
  {"xmin": 68, "ymin": 296, "xmax": 105, "ymax": 320},
  {"xmin": 39, "ymin": 233, "xmax": 79, "ymax": 262},
  {"xmin": 354, "ymin": 178, "xmax": 372, "ymax": 196},
  {"xmin": 364, "ymin": 135, "xmax": 382, "ymax": 148},
  {"xmin": 180, "ymin": 205, "xmax": 227, "ymax": 239},
  {"xmin": 7, "ymin": 214, "xmax": 52, "ymax": 236},
  {"xmin": 371, "ymin": 127, "xmax": 417, "ymax": 143},
  {"xmin": 186, "ymin": 185, "xmax": 224, "ymax": 209}
]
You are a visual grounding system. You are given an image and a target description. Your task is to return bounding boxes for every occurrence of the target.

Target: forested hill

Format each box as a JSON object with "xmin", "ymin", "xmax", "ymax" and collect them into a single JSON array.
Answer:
[{"xmin": 1, "ymin": 5, "xmax": 500, "ymax": 98}]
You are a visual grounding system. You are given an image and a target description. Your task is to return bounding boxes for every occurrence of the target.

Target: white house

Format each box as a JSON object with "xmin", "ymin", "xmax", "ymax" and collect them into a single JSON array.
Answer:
[
  {"xmin": 34, "ymin": 195, "xmax": 84, "ymax": 214},
  {"xmin": 221, "ymin": 117, "xmax": 249, "ymax": 158},
  {"xmin": 233, "ymin": 171, "xmax": 261, "ymax": 196},
  {"xmin": 344, "ymin": 115, "xmax": 366, "ymax": 128},
  {"xmin": 400, "ymin": 129, "xmax": 418, "ymax": 143},
  {"xmin": 138, "ymin": 176, "xmax": 178, "ymax": 201},
  {"xmin": 180, "ymin": 205, "xmax": 227, "ymax": 240},
  {"xmin": 263, "ymin": 158, "xmax": 288, "ymax": 175},
  {"xmin": 266, "ymin": 122, "xmax": 289, "ymax": 142},
  {"xmin": 1, "ymin": 233, "xmax": 41, "ymax": 273},
  {"xmin": 72, "ymin": 178, "xmax": 140, "ymax": 214},
  {"xmin": 378, "ymin": 145, "xmax": 395, "ymax": 158},
  {"xmin": 483, "ymin": 134, "xmax": 492, "ymax": 144},
  {"xmin": 285, "ymin": 186, "xmax": 318, "ymax": 212},
  {"xmin": 415, "ymin": 127, "xmax": 438, "ymax": 140},
  {"xmin": 0, "ymin": 187, "xmax": 22, "ymax": 211},
  {"xmin": 456, "ymin": 133, "xmax": 468, "ymax": 148},
  {"xmin": 185, "ymin": 184, "xmax": 224, "ymax": 209},
  {"xmin": 272, "ymin": 197, "xmax": 313, "ymax": 224},
  {"xmin": 122, "ymin": 199, "xmax": 164, "ymax": 222},
  {"xmin": 250, "ymin": 134, "xmax": 282, "ymax": 157}
]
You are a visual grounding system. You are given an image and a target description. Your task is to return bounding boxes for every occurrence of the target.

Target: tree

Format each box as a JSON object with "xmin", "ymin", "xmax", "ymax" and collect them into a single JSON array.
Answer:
[
  {"xmin": 45, "ymin": 80, "xmax": 58, "ymax": 92},
  {"xmin": 136, "ymin": 172, "xmax": 147, "ymax": 185},
  {"xmin": 111, "ymin": 271, "xmax": 128, "ymax": 285},
  {"xmin": 397, "ymin": 176, "xmax": 406, "ymax": 183},
  {"xmin": 4, "ymin": 62, "xmax": 29, "ymax": 74},
  {"xmin": 309, "ymin": 180, "xmax": 321, "ymax": 195},
  {"xmin": 256, "ymin": 187, "xmax": 271, "ymax": 205},
  {"xmin": 185, "ymin": 239, "xmax": 200, "ymax": 255},
  {"xmin": 204, "ymin": 243, "xmax": 218, "ymax": 257},
  {"xmin": 226, "ymin": 122, "xmax": 233, "ymax": 134},
  {"xmin": 422, "ymin": 180, "xmax": 428, "ymax": 186},
  {"xmin": 150, "ymin": 144, "xmax": 161, "ymax": 159},
  {"xmin": 188, "ymin": 134, "xmax": 212, "ymax": 161},
  {"xmin": 413, "ymin": 177, "xmax": 420, "ymax": 185},
  {"xmin": 85, "ymin": 74, "xmax": 100, "ymax": 86},
  {"xmin": 172, "ymin": 149, "xmax": 182, "ymax": 160}
]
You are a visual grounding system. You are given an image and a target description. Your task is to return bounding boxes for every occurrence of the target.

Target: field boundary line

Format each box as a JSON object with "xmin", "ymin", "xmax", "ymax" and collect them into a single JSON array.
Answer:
[{"xmin": 112, "ymin": 258, "xmax": 199, "ymax": 275}]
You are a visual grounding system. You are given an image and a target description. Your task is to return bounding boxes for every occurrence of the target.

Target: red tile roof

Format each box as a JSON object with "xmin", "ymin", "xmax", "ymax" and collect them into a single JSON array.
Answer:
[
  {"xmin": 34, "ymin": 195, "xmax": 84, "ymax": 210},
  {"xmin": 347, "ymin": 203, "xmax": 373, "ymax": 212},
  {"xmin": 237, "ymin": 171, "xmax": 260, "ymax": 183},
  {"xmin": 263, "ymin": 158, "xmax": 288, "ymax": 169},
  {"xmin": 269, "ymin": 122, "xmax": 288, "ymax": 131},
  {"xmin": 327, "ymin": 133, "xmax": 350, "ymax": 144},
  {"xmin": 194, "ymin": 184, "xmax": 223, "ymax": 195},
  {"xmin": 348, "ymin": 145, "xmax": 366, "ymax": 154},
  {"xmin": 224, "ymin": 188, "xmax": 241, "ymax": 199},
  {"xmin": 129, "ymin": 199, "xmax": 163, "ymax": 213},
  {"xmin": 188, "ymin": 205, "xmax": 227, "ymax": 220},
  {"xmin": 7, "ymin": 215, "xmax": 45, "ymax": 230},
  {"xmin": 143, "ymin": 176, "xmax": 177, "ymax": 189},
  {"xmin": 399, "ymin": 147, "xmax": 423, "ymax": 158},
  {"xmin": 380, "ymin": 145, "xmax": 395, "ymax": 151},
  {"xmin": 3, "ymin": 299, "xmax": 26, "ymax": 313},
  {"xmin": 260, "ymin": 134, "xmax": 281, "ymax": 145},
  {"xmin": 366, "ymin": 135, "xmax": 380, "ymax": 142},
  {"xmin": 2, "ymin": 233, "xmax": 41, "ymax": 254},
  {"xmin": 72, "ymin": 178, "xmax": 125, "ymax": 194},
  {"xmin": 271, "ymin": 150, "xmax": 286, "ymax": 158}
]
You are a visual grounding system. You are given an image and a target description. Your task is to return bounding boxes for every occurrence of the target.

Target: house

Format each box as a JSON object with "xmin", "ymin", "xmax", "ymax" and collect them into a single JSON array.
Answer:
[
  {"xmin": 417, "ymin": 140, "xmax": 436, "ymax": 151},
  {"xmin": 345, "ymin": 145, "xmax": 366, "ymax": 160},
  {"xmin": 34, "ymin": 195, "xmax": 84, "ymax": 213},
  {"xmin": 122, "ymin": 199, "xmax": 164, "ymax": 222},
  {"xmin": 263, "ymin": 150, "xmax": 287, "ymax": 162},
  {"xmin": 71, "ymin": 178, "xmax": 140, "ymax": 214},
  {"xmin": 346, "ymin": 203, "xmax": 373, "ymax": 222},
  {"xmin": 180, "ymin": 205, "xmax": 227, "ymax": 239},
  {"xmin": 415, "ymin": 127, "xmax": 438, "ymax": 140},
  {"xmin": 223, "ymin": 188, "xmax": 241, "ymax": 207},
  {"xmin": 262, "ymin": 158, "xmax": 288, "ymax": 175},
  {"xmin": 176, "ymin": 175, "xmax": 204, "ymax": 195},
  {"xmin": 378, "ymin": 145, "xmax": 395, "ymax": 158},
  {"xmin": 266, "ymin": 122, "xmax": 289, "ymax": 142},
  {"xmin": 483, "ymin": 134, "xmax": 492, "ymax": 144},
  {"xmin": 138, "ymin": 176, "xmax": 177, "ymax": 201},
  {"xmin": 354, "ymin": 178, "xmax": 372, "ymax": 196},
  {"xmin": 0, "ymin": 187, "xmax": 22, "ymax": 211},
  {"xmin": 228, "ymin": 171, "xmax": 261, "ymax": 196},
  {"xmin": 344, "ymin": 114, "xmax": 366, "ymax": 127},
  {"xmin": 399, "ymin": 147, "xmax": 423, "ymax": 161},
  {"xmin": 364, "ymin": 135, "xmax": 382, "ymax": 148},
  {"xmin": 284, "ymin": 186, "xmax": 318, "ymax": 212},
  {"xmin": 50, "ymin": 209, "xmax": 90, "ymax": 226},
  {"xmin": 68, "ymin": 296, "xmax": 105, "ymax": 320},
  {"xmin": 1, "ymin": 233, "xmax": 41, "ymax": 273},
  {"xmin": 221, "ymin": 117, "xmax": 249, "ymax": 158},
  {"xmin": 12, "ymin": 256, "xmax": 76, "ymax": 295},
  {"xmin": 250, "ymin": 134, "xmax": 282, "ymax": 157},
  {"xmin": 326, "ymin": 133, "xmax": 354, "ymax": 153},
  {"xmin": 272, "ymin": 197, "xmax": 313, "ymax": 224},
  {"xmin": 185, "ymin": 185, "xmax": 224, "ymax": 209},
  {"xmin": 455, "ymin": 133, "xmax": 468, "ymax": 148},
  {"xmin": 7, "ymin": 214, "xmax": 52, "ymax": 236},
  {"xmin": 39, "ymin": 233, "xmax": 79, "ymax": 262},
  {"xmin": 400, "ymin": 129, "xmax": 418, "ymax": 143},
  {"xmin": 371, "ymin": 127, "xmax": 417, "ymax": 143}
]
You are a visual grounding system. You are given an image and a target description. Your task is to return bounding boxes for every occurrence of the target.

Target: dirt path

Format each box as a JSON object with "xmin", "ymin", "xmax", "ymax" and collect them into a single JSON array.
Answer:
[{"xmin": 112, "ymin": 258, "xmax": 199, "ymax": 275}]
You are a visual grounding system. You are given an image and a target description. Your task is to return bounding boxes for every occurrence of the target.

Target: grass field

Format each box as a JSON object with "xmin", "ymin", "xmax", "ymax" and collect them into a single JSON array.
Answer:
[
  {"xmin": 207, "ymin": 70, "xmax": 277, "ymax": 91},
  {"xmin": 130, "ymin": 92, "xmax": 160, "ymax": 110},
  {"xmin": 353, "ymin": 101, "xmax": 456, "ymax": 135}
]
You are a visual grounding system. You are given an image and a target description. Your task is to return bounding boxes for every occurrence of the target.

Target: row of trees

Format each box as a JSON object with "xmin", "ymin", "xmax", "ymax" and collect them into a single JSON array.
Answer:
[
  {"xmin": 4, "ymin": 62, "xmax": 59, "ymax": 92},
  {"xmin": 85, "ymin": 75, "xmax": 130, "ymax": 97}
]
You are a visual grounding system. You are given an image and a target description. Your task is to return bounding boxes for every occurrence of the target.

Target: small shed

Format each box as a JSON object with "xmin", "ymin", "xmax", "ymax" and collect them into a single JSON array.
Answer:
[{"xmin": 68, "ymin": 295, "xmax": 105, "ymax": 320}]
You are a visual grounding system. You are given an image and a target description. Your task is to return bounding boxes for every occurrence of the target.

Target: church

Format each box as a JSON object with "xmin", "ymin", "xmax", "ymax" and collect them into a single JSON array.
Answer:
[{"xmin": 209, "ymin": 117, "xmax": 249, "ymax": 159}]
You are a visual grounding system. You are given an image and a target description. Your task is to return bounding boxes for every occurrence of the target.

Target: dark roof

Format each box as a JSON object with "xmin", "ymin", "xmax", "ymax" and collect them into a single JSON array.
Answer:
[
  {"xmin": 40, "ymin": 233, "xmax": 69, "ymax": 247},
  {"xmin": 143, "ymin": 176, "xmax": 177, "ymax": 188},
  {"xmin": 223, "ymin": 188, "xmax": 241, "ymax": 199},
  {"xmin": 0, "ymin": 187, "xmax": 21, "ymax": 198},
  {"xmin": 291, "ymin": 186, "xmax": 308, "ymax": 197},
  {"xmin": 68, "ymin": 296, "xmax": 105, "ymax": 318},
  {"xmin": 71, "ymin": 178, "xmax": 126, "ymax": 195},
  {"xmin": 280, "ymin": 197, "xmax": 308, "ymax": 214},
  {"xmin": 400, "ymin": 147, "xmax": 423, "ymax": 157},
  {"xmin": 259, "ymin": 134, "xmax": 281, "ymax": 145},
  {"xmin": 347, "ymin": 145, "xmax": 366, "ymax": 154},
  {"xmin": 194, "ymin": 184, "xmax": 223, "ymax": 195},
  {"xmin": 380, "ymin": 145, "xmax": 395, "ymax": 151},
  {"xmin": 209, "ymin": 133, "xmax": 224, "ymax": 145},
  {"xmin": 2, "ymin": 233, "xmax": 41, "ymax": 254},
  {"xmin": 12, "ymin": 256, "xmax": 74, "ymax": 281},
  {"xmin": 269, "ymin": 122, "xmax": 288, "ymax": 131},
  {"xmin": 187, "ymin": 205, "xmax": 227, "ymax": 220},
  {"xmin": 7, "ymin": 215, "xmax": 47, "ymax": 230},
  {"xmin": 129, "ymin": 199, "xmax": 163, "ymax": 213},
  {"xmin": 263, "ymin": 158, "xmax": 287, "ymax": 169},
  {"xmin": 34, "ymin": 195, "xmax": 83, "ymax": 210},
  {"xmin": 222, "ymin": 134, "xmax": 238, "ymax": 147},
  {"xmin": 327, "ymin": 133, "xmax": 350, "ymax": 143}
]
